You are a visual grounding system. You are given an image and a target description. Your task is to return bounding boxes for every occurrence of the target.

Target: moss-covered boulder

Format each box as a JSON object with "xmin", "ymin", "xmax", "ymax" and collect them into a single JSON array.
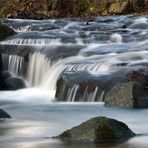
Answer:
[
  {"xmin": 0, "ymin": 109, "xmax": 11, "ymax": 118},
  {"xmin": 0, "ymin": 25, "xmax": 16, "ymax": 41},
  {"xmin": 105, "ymin": 81, "xmax": 148, "ymax": 108},
  {"xmin": 56, "ymin": 116, "xmax": 135, "ymax": 143}
]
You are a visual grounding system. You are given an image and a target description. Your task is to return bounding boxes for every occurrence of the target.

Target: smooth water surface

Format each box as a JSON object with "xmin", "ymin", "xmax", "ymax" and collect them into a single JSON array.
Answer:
[{"xmin": 0, "ymin": 89, "xmax": 148, "ymax": 148}]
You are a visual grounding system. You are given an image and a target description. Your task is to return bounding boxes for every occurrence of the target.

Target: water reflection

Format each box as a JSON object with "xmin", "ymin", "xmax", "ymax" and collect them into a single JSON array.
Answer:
[{"xmin": 0, "ymin": 95, "xmax": 148, "ymax": 148}]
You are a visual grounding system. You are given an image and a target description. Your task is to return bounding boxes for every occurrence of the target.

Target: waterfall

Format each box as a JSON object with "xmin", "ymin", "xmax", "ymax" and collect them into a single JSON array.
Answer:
[
  {"xmin": 64, "ymin": 85, "xmax": 104, "ymax": 102},
  {"xmin": 0, "ymin": 38, "xmax": 62, "ymax": 45},
  {"xmin": 1, "ymin": 52, "xmax": 52, "ymax": 86},
  {"xmin": 80, "ymin": 86, "xmax": 103, "ymax": 102},
  {"xmin": 1, "ymin": 53, "xmax": 24, "ymax": 76},
  {"xmin": 66, "ymin": 85, "xmax": 79, "ymax": 102},
  {"xmin": 41, "ymin": 55, "xmax": 110, "ymax": 91},
  {"xmin": 66, "ymin": 63, "xmax": 109, "ymax": 72},
  {"xmin": 40, "ymin": 60, "xmax": 68, "ymax": 91},
  {"xmin": 0, "ymin": 52, "xmax": 109, "ymax": 102},
  {"xmin": 27, "ymin": 52, "xmax": 51, "ymax": 86}
]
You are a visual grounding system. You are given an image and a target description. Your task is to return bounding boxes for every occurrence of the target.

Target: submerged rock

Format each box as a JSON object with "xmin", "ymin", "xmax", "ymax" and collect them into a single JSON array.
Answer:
[
  {"xmin": 0, "ymin": 108, "xmax": 11, "ymax": 118},
  {"xmin": 0, "ymin": 25, "xmax": 16, "ymax": 40},
  {"xmin": 56, "ymin": 116, "xmax": 135, "ymax": 143},
  {"xmin": 105, "ymin": 81, "xmax": 148, "ymax": 108}
]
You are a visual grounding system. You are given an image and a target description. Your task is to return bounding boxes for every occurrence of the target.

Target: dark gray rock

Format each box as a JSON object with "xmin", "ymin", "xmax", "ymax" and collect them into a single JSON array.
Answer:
[
  {"xmin": 56, "ymin": 116, "xmax": 135, "ymax": 143},
  {"xmin": 56, "ymin": 67, "xmax": 148, "ymax": 102},
  {"xmin": 0, "ymin": 108, "xmax": 11, "ymax": 118},
  {"xmin": 2, "ymin": 71, "xmax": 12, "ymax": 79},
  {"xmin": 5, "ymin": 77, "xmax": 26, "ymax": 90},
  {"xmin": 0, "ymin": 24, "xmax": 16, "ymax": 40},
  {"xmin": 56, "ymin": 70, "xmax": 130, "ymax": 102},
  {"xmin": 0, "ymin": 72, "xmax": 7, "ymax": 90},
  {"xmin": 105, "ymin": 81, "xmax": 148, "ymax": 108}
]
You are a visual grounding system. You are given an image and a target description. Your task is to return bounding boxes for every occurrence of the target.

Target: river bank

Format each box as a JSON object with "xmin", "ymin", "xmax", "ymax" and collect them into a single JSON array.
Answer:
[{"xmin": 0, "ymin": 0, "xmax": 148, "ymax": 19}]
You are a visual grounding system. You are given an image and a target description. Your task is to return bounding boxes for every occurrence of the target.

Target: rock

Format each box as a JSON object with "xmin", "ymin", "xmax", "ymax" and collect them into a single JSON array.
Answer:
[
  {"xmin": 55, "ymin": 69, "xmax": 132, "ymax": 102},
  {"xmin": 0, "ymin": 72, "xmax": 7, "ymax": 90},
  {"xmin": 0, "ymin": 108, "xmax": 11, "ymax": 118},
  {"xmin": 5, "ymin": 77, "xmax": 26, "ymax": 90},
  {"xmin": 56, "ymin": 116, "xmax": 135, "ymax": 143},
  {"xmin": 0, "ymin": 25, "xmax": 16, "ymax": 40},
  {"xmin": 0, "ymin": 71, "xmax": 26, "ymax": 90},
  {"xmin": 1, "ymin": 71, "xmax": 12, "ymax": 79},
  {"xmin": 105, "ymin": 81, "xmax": 148, "ymax": 108}
]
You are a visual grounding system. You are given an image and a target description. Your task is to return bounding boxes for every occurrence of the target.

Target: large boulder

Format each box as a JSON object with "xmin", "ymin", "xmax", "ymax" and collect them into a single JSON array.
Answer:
[
  {"xmin": 56, "ymin": 71, "xmax": 128, "ymax": 102},
  {"xmin": 0, "ymin": 25, "xmax": 16, "ymax": 41},
  {"xmin": 56, "ymin": 116, "xmax": 135, "ymax": 143},
  {"xmin": 105, "ymin": 81, "xmax": 148, "ymax": 108},
  {"xmin": 56, "ymin": 67, "xmax": 148, "ymax": 102},
  {"xmin": 0, "ymin": 108, "xmax": 11, "ymax": 118}
]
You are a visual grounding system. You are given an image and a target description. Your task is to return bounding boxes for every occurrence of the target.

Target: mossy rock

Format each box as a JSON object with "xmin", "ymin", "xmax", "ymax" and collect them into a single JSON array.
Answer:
[
  {"xmin": 56, "ymin": 116, "xmax": 135, "ymax": 143},
  {"xmin": 0, "ymin": 25, "xmax": 16, "ymax": 41},
  {"xmin": 105, "ymin": 81, "xmax": 148, "ymax": 108}
]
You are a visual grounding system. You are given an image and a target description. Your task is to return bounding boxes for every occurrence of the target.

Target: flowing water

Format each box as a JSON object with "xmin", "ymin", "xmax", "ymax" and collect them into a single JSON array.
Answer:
[{"xmin": 0, "ymin": 15, "xmax": 148, "ymax": 147}]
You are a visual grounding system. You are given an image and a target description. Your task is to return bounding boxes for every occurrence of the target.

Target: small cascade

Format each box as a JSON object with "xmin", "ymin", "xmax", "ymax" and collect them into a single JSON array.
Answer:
[
  {"xmin": 0, "ymin": 38, "xmax": 62, "ymax": 45},
  {"xmin": 27, "ymin": 52, "xmax": 51, "ymax": 86},
  {"xmin": 1, "ymin": 53, "xmax": 24, "ymax": 76},
  {"xmin": 66, "ymin": 63, "xmax": 109, "ymax": 72},
  {"xmin": 100, "ymin": 91, "xmax": 105, "ymax": 102},
  {"xmin": 41, "ymin": 60, "xmax": 68, "ymax": 91},
  {"xmin": 80, "ymin": 86, "xmax": 102, "ymax": 102},
  {"xmin": 41, "ymin": 56, "xmax": 110, "ymax": 91},
  {"xmin": 66, "ymin": 85, "xmax": 79, "ymax": 102},
  {"xmin": 64, "ymin": 85, "xmax": 103, "ymax": 102},
  {"xmin": 91, "ymin": 87, "xmax": 99, "ymax": 102},
  {"xmin": 9, "ymin": 26, "xmax": 31, "ymax": 32}
]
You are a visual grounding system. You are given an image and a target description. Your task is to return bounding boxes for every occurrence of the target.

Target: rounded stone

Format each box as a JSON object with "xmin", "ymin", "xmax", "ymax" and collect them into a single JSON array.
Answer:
[{"xmin": 56, "ymin": 116, "xmax": 135, "ymax": 143}]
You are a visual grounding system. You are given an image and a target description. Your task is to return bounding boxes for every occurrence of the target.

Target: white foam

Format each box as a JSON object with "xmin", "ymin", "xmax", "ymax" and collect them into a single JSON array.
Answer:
[
  {"xmin": 134, "ymin": 17, "xmax": 147, "ymax": 24},
  {"xmin": 110, "ymin": 33, "xmax": 122, "ymax": 43}
]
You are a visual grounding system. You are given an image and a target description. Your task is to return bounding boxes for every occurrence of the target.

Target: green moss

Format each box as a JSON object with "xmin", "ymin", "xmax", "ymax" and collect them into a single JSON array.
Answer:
[{"xmin": 57, "ymin": 116, "xmax": 135, "ymax": 143}]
